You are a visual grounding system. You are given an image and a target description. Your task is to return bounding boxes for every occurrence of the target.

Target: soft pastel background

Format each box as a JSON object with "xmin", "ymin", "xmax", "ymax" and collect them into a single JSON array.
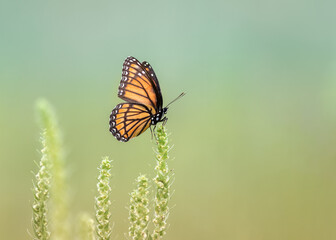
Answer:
[{"xmin": 1, "ymin": 0, "xmax": 336, "ymax": 239}]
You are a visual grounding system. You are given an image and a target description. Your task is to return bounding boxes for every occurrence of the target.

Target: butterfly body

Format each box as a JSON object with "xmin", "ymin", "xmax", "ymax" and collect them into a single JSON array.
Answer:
[{"xmin": 151, "ymin": 107, "xmax": 168, "ymax": 125}]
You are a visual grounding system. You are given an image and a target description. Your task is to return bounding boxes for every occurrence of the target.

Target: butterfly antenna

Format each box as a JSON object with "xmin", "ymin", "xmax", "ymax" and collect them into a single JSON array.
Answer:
[{"xmin": 165, "ymin": 92, "xmax": 186, "ymax": 108}]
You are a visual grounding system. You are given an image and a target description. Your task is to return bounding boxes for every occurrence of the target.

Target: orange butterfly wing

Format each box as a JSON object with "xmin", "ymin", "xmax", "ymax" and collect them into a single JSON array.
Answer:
[
  {"xmin": 142, "ymin": 61, "xmax": 162, "ymax": 107},
  {"xmin": 118, "ymin": 57, "xmax": 162, "ymax": 114},
  {"xmin": 109, "ymin": 103, "xmax": 151, "ymax": 142}
]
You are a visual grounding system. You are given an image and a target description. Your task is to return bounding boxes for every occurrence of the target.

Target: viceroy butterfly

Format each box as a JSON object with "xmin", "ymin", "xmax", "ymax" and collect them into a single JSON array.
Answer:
[{"xmin": 109, "ymin": 56, "xmax": 185, "ymax": 142}]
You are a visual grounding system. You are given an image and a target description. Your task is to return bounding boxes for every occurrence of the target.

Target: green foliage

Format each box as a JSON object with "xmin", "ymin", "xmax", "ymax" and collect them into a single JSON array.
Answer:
[
  {"xmin": 36, "ymin": 99, "xmax": 70, "ymax": 240},
  {"xmin": 31, "ymin": 100, "xmax": 174, "ymax": 240},
  {"xmin": 128, "ymin": 175, "xmax": 150, "ymax": 240},
  {"xmin": 95, "ymin": 157, "xmax": 113, "ymax": 240},
  {"xmin": 128, "ymin": 126, "xmax": 173, "ymax": 240},
  {"xmin": 78, "ymin": 213, "xmax": 96, "ymax": 240},
  {"xmin": 32, "ymin": 131, "xmax": 51, "ymax": 240},
  {"xmin": 151, "ymin": 126, "xmax": 172, "ymax": 240}
]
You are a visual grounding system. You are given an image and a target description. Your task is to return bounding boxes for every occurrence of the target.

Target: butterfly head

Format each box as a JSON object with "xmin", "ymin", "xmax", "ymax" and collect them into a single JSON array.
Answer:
[
  {"xmin": 151, "ymin": 108, "xmax": 167, "ymax": 125},
  {"xmin": 151, "ymin": 92, "xmax": 186, "ymax": 125}
]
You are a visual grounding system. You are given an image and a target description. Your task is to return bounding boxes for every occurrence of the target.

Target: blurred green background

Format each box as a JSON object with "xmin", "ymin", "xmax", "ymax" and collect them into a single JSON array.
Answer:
[{"xmin": 1, "ymin": 0, "xmax": 336, "ymax": 239}]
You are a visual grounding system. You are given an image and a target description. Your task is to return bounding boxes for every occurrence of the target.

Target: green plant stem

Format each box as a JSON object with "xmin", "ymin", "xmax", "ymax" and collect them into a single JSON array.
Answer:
[
  {"xmin": 128, "ymin": 174, "xmax": 150, "ymax": 240},
  {"xmin": 36, "ymin": 99, "xmax": 70, "ymax": 240},
  {"xmin": 95, "ymin": 157, "xmax": 113, "ymax": 240},
  {"xmin": 79, "ymin": 213, "xmax": 96, "ymax": 240},
  {"xmin": 151, "ymin": 126, "xmax": 172, "ymax": 240},
  {"xmin": 32, "ymin": 132, "xmax": 51, "ymax": 240}
]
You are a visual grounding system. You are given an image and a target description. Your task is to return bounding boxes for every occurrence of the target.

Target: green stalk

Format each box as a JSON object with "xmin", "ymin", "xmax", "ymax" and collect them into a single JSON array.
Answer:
[
  {"xmin": 32, "ymin": 131, "xmax": 51, "ymax": 240},
  {"xmin": 36, "ymin": 99, "xmax": 70, "ymax": 240},
  {"xmin": 128, "ymin": 174, "xmax": 150, "ymax": 240},
  {"xmin": 78, "ymin": 213, "xmax": 96, "ymax": 240},
  {"xmin": 95, "ymin": 157, "xmax": 113, "ymax": 240},
  {"xmin": 151, "ymin": 126, "xmax": 173, "ymax": 240}
]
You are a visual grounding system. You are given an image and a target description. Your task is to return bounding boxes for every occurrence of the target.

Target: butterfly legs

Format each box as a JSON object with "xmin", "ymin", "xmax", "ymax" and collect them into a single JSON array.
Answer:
[
  {"xmin": 161, "ymin": 117, "xmax": 168, "ymax": 126},
  {"xmin": 150, "ymin": 117, "xmax": 167, "ymax": 142},
  {"xmin": 150, "ymin": 124, "xmax": 158, "ymax": 142}
]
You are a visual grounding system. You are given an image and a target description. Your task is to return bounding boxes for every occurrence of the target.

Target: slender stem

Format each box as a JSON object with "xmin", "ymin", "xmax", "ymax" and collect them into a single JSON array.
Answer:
[
  {"xmin": 95, "ymin": 157, "xmax": 113, "ymax": 240},
  {"xmin": 128, "ymin": 174, "xmax": 150, "ymax": 240},
  {"xmin": 151, "ymin": 126, "xmax": 172, "ymax": 240},
  {"xmin": 36, "ymin": 99, "xmax": 70, "ymax": 240},
  {"xmin": 79, "ymin": 213, "xmax": 96, "ymax": 240},
  {"xmin": 32, "ymin": 131, "xmax": 51, "ymax": 240}
]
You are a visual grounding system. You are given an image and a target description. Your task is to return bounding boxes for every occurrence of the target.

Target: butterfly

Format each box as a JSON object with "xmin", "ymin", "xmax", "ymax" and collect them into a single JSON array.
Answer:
[{"xmin": 109, "ymin": 56, "xmax": 185, "ymax": 142}]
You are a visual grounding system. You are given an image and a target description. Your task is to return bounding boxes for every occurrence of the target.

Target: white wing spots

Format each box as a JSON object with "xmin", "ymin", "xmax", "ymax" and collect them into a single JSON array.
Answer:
[
  {"xmin": 111, "ymin": 122, "xmax": 115, "ymax": 127},
  {"xmin": 138, "ymin": 73, "xmax": 142, "ymax": 76},
  {"xmin": 151, "ymin": 73, "xmax": 154, "ymax": 76},
  {"xmin": 142, "ymin": 71, "xmax": 145, "ymax": 74},
  {"xmin": 118, "ymin": 105, "xmax": 122, "ymax": 109},
  {"xmin": 112, "ymin": 128, "xmax": 116, "ymax": 134}
]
